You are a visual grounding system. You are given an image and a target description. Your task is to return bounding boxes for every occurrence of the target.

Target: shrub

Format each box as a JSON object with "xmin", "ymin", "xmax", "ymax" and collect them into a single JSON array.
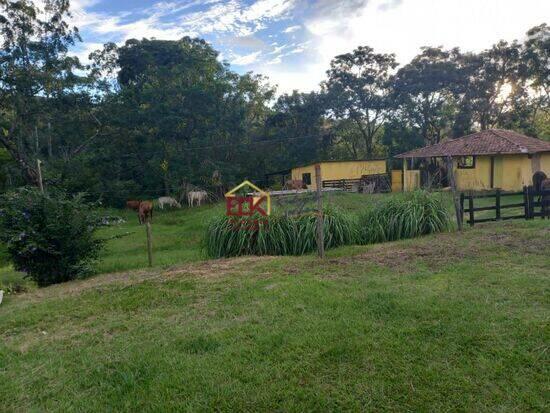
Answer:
[
  {"xmin": 358, "ymin": 191, "xmax": 450, "ymax": 244},
  {"xmin": 203, "ymin": 207, "xmax": 358, "ymax": 259},
  {"xmin": 0, "ymin": 188, "xmax": 105, "ymax": 286}
]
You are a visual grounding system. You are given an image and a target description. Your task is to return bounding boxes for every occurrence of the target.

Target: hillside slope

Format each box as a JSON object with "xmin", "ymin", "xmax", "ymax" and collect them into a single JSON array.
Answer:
[{"xmin": 1, "ymin": 220, "xmax": 548, "ymax": 411}]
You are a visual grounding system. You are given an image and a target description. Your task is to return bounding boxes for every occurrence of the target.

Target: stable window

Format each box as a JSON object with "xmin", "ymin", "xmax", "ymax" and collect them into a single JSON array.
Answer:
[
  {"xmin": 457, "ymin": 156, "xmax": 476, "ymax": 169},
  {"xmin": 302, "ymin": 173, "xmax": 311, "ymax": 185}
]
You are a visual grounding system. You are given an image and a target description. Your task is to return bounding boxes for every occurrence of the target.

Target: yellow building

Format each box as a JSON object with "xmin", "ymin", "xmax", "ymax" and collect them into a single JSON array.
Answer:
[
  {"xmin": 290, "ymin": 159, "xmax": 387, "ymax": 190},
  {"xmin": 395, "ymin": 129, "xmax": 550, "ymax": 192}
]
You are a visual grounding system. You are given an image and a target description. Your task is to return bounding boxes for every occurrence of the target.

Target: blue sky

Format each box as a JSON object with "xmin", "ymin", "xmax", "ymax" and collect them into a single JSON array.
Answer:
[{"xmin": 69, "ymin": 0, "xmax": 549, "ymax": 93}]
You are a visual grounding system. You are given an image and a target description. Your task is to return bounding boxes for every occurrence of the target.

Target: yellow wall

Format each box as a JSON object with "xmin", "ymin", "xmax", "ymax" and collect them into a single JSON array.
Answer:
[
  {"xmin": 291, "ymin": 164, "xmax": 317, "ymax": 189},
  {"xmin": 291, "ymin": 160, "xmax": 387, "ymax": 190},
  {"xmin": 454, "ymin": 156, "xmax": 492, "ymax": 190},
  {"xmin": 537, "ymin": 152, "xmax": 550, "ymax": 178},
  {"xmin": 391, "ymin": 170, "xmax": 403, "ymax": 192},
  {"xmin": 401, "ymin": 152, "xmax": 550, "ymax": 192},
  {"xmin": 403, "ymin": 170, "xmax": 420, "ymax": 191},
  {"xmin": 498, "ymin": 155, "xmax": 531, "ymax": 190}
]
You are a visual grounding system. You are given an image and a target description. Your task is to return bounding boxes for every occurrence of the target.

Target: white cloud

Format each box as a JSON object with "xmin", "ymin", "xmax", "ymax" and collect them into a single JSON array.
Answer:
[
  {"xmin": 71, "ymin": 0, "xmax": 296, "ymax": 44},
  {"xmin": 65, "ymin": 0, "xmax": 550, "ymax": 94},
  {"xmin": 289, "ymin": 0, "xmax": 550, "ymax": 92},
  {"xmin": 232, "ymin": 50, "xmax": 263, "ymax": 65},
  {"xmin": 283, "ymin": 25, "xmax": 301, "ymax": 33}
]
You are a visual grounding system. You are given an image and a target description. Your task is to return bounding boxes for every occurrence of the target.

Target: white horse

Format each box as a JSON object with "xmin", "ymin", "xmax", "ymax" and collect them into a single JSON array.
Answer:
[
  {"xmin": 187, "ymin": 190, "xmax": 208, "ymax": 207},
  {"xmin": 158, "ymin": 196, "xmax": 181, "ymax": 209}
]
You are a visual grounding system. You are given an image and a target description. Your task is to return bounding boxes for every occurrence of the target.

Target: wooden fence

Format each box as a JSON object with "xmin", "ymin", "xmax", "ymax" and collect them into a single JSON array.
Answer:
[
  {"xmin": 322, "ymin": 173, "xmax": 391, "ymax": 193},
  {"xmin": 460, "ymin": 186, "xmax": 550, "ymax": 226}
]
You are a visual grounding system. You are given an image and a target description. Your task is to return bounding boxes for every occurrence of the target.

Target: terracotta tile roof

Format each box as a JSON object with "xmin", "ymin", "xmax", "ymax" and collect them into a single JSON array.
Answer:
[{"xmin": 395, "ymin": 129, "xmax": 550, "ymax": 158}]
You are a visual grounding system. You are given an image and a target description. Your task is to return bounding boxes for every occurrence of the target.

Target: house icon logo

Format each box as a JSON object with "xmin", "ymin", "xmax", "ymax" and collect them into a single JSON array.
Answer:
[{"xmin": 225, "ymin": 180, "xmax": 271, "ymax": 217}]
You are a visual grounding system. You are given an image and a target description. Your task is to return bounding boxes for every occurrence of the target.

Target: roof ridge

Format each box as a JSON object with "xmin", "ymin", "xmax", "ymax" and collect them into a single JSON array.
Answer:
[{"xmin": 489, "ymin": 129, "xmax": 528, "ymax": 153}]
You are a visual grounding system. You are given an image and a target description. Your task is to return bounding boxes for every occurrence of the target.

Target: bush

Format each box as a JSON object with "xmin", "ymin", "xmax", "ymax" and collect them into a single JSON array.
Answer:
[
  {"xmin": 0, "ymin": 188, "xmax": 105, "ymax": 286},
  {"xmin": 203, "ymin": 207, "xmax": 358, "ymax": 259},
  {"xmin": 358, "ymin": 191, "xmax": 450, "ymax": 244}
]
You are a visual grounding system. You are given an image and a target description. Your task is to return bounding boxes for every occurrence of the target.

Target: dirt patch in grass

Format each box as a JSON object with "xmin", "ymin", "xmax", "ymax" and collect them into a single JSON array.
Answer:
[
  {"xmin": 340, "ymin": 234, "xmax": 471, "ymax": 273},
  {"xmin": 336, "ymin": 223, "xmax": 549, "ymax": 273}
]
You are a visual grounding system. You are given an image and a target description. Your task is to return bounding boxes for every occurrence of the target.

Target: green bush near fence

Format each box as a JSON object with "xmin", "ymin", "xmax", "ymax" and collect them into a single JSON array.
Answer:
[
  {"xmin": 358, "ymin": 191, "xmax": 451, "ymax": 244},
  {"xmin": 203, "ymin": 191, "xmax": 450, "ymax": 258},
  {"xmin": 0, "ymin": 188, "xmax": 105, "ymax": 286},
  {"xmin": 203, "ymin": 207, "xmax": 357, "ymax": 258}
]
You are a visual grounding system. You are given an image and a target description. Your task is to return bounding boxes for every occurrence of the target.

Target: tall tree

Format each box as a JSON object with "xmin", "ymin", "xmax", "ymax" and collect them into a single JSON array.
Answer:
[
  {"xmin": 0, "ymin": 0, "xmax": 94, "ymax": 185},
  {"xmin": 392, "ymin": 47, "xmax": 460, "ymax": 145},
  {"xmin": 324, "ymin": 46, "xmax": 397, "ymax": 157}
]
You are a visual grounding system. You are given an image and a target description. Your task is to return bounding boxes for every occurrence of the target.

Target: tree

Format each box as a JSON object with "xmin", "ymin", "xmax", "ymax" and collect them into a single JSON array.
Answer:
[
  {"xmin": 324, "ymin": 46, "xmax": 398, "ymax": 157},
  {"xmin": 522, "ymin": 23, "xmax": 550, "ymax": 139},
  {"xmin": 84, "ymin": 37, "xmax": 276, "ymax": 203},
  {"xmin": 261, "ymin": 91, "xmax": 330, "ymax": 173},
  {"xmin": 392, "ymin": 47, "xmax": 460, "ymax": 145},
  {"xmin": 0, "ymin": 0, "xmax": 97, "ymax": 185},
  {"xmin": 456, "ymin": 41, "xmax": 524, "ymax": 132}
]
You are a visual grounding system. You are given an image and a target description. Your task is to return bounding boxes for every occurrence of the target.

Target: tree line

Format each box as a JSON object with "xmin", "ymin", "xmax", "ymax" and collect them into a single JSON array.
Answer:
[{"xmin": 0, "ymin": 1, "xmax": 548, "ymax": 205}]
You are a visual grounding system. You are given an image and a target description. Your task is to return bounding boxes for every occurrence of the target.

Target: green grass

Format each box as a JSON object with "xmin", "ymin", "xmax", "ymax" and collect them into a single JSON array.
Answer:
[
  {"xmin": 0, "ymin": 220, "xmax": 548, "ymax": 411},
  {"xmin": 0, "ymin": 192, "xmax": 430, "ymax": 288}
]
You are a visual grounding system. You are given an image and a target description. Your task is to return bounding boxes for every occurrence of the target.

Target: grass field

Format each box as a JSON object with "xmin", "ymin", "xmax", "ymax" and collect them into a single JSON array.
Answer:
[
  {"xmin": 0, "ymin": 219, "xmax": 548, "ymax": 411},
  {"xmin": 0, "ymin": 192, "xmax": 437, "ymax": 291}
]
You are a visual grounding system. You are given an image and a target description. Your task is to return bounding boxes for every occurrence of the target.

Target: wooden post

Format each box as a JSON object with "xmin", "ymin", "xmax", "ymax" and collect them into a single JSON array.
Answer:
[
  {"xmin": 315, "ymin": 164, "xmax": 325, "ymax": 259},
  {"xmin": 446, "ymin": 156, "xmax": 463, "ymax": 230},
  {"xmin": 36, "ymin": 159, "xmax": 44, "ymax": 193},
  {"xmin": 495, "ymin": 189, "xmax": 501, "ymax": 220},
  {"xmin": 468, "ymin": 191, "xmax": 474, "ymax": 227},
  {"xmin": 146, "ymin": 221, "xmax": 153, "ymax": 267},
  {"xmin": 523, "ymin": 185, "xmax": 530, "ymax": 219},
  {"xmin": 528, "ymin": 185, "xmax": 535, "ymax": 219}
]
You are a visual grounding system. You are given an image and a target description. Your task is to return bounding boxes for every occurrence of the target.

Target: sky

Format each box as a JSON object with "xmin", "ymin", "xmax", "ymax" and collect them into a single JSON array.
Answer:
[{"xmin": 69, "ymin": 0, "xmax": 550, "ymax": 94}]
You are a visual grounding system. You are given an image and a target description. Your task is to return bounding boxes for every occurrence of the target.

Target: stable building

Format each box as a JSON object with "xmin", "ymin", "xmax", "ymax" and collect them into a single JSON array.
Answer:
[
  {"xmin": 291, "ymin": 159, "xmax": 388, "ymax": 191},
  {"xmin": 395, "ymin": 129, "xmax": 550, "ymax": 192}
]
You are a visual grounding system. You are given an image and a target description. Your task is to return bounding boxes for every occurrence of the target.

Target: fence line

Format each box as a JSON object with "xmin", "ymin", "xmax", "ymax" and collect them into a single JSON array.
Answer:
[{"xmin": 460, "ymin": 186, "xmax": 550, "ymax": 226}]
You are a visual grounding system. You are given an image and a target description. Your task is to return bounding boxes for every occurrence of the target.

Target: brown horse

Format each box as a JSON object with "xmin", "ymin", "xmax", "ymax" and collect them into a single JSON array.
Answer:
[
  {"xmin": 126, "ymin": 200, "xmax": 141, "ymax": 211},
  {"xmin": 138, "ymin": 201, "xmax": 154, "ymax": 224}
]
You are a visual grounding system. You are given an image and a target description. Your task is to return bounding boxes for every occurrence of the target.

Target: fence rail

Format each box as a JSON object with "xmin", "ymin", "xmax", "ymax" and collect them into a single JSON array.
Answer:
[
  {"xmin": 460, "ymin": 186, "xmax": 550, "ymax": 226},
  {"xmin": 322, "ymin": 173, "xmax": 391, "ymax": 193}
]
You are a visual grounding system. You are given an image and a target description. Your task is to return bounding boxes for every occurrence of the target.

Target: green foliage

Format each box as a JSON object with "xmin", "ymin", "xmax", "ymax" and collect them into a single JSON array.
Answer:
[
  {"xmin": 0, "ymin": 188, "xmax": 105, "ymax": 286},
  {"xmin": 203, "ymin": 207, "xmax": 357, "ymax": 259},
  {"xmin": 358, "ymin": 191, "xmax": 450, "ymax": 244},
  {"xmin": 204, "ymin": 192, "xmax": 450, "ymax": 259}
]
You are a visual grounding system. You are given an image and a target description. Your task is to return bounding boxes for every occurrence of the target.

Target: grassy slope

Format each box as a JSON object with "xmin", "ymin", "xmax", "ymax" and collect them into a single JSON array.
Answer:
[{"xmin": 0, "ymin": 220, "xmax": 548, "ymax": 411}]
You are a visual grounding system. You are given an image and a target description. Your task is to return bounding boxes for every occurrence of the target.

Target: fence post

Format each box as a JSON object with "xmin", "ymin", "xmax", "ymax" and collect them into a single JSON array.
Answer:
[
  {"xmin": 315, "ymin": 164, "xmax": 325, "ymax": 259},
  {"xmin": 468, "ymin": 191, "xmax": 474, "ymax": 227},
  {"xmin": 145, "ymin": 221, "xmax": 153, "ymax": 267},
  {"xmin": 528, "ymin": 185, "xmax": 535, "ymax": 219},
  {"xmin": 446, "ymin": 156, "xmax": 463, "ymax": 230},
  {"xmin": 523, "ymin": 186, "xmax": 529, "ymax": 220},
  {"xmin": 460, "ymin": 192, "xmax": 464, "ymax": 222},
  {"xmin": 495, "ymin": 189, "xmax": 501, "ymax": 220}
]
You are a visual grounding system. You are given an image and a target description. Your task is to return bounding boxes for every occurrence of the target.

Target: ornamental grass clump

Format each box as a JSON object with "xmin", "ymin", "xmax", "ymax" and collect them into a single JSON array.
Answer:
[
  {"xmin": 358, "ymin": 190, "xmax": 450, "ymax": 244},
  {"xmin": 203, "ymin": 207, "xmax": 358, "ymax": 259}
]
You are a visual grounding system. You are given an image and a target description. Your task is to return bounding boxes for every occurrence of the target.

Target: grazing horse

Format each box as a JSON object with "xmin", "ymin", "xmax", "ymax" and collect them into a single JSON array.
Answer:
[
  {"xmin": 533, "ymin": 171, "xmax": 548, "ymax": 192},
  {"xmin": 158, "ymin": 196, "xmax": 181, "ymax": 209},
  {"xmin": 126, "ymin": 200, "xmax": 141, "ymax": 211},
  {"xmin": 138, "ymin": 201, "xmax": 154, "ymax": 224},
  {"xmin": 187, "ymin": 190, "xmax": 208, "ymax": 207}
]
